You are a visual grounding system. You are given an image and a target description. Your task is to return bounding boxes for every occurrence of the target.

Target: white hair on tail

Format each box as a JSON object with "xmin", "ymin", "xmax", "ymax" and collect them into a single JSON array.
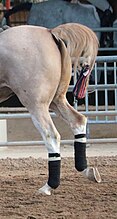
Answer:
[{"xmin": 52, "ymin": 23, "xmax": 99, "ymax": 72}]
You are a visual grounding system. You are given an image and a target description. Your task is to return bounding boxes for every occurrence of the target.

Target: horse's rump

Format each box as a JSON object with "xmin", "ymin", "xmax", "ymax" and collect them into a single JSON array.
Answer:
[
  {"xmin": 0, "ymin": 25, "xmax": 63, "ymax": 105},
  {"xmin": 0, "ymin": 23, "xmax": 98, "ymax": 103}
]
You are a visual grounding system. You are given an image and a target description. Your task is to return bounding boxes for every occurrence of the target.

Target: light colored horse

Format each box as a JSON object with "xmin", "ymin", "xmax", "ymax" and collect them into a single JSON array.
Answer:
[{"xmin": 0, "ymin": 23, "xmax": 101, "ymax": 195}]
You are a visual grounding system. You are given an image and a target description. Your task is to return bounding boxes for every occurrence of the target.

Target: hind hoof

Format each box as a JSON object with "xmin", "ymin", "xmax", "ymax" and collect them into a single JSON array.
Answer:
[
  {"xmin": 82, "ymin": 167, "xmax": 101, "ymax": 183},
  {"xmin": 37, "ymin": 183, "xmax": 52, "ymax": 195}
]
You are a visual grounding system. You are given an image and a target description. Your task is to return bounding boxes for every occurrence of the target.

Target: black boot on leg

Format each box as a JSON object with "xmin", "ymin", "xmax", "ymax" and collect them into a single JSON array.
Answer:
[{"xmin": 74, "ymin": 134, "xmax": 101, "ymax": 183}]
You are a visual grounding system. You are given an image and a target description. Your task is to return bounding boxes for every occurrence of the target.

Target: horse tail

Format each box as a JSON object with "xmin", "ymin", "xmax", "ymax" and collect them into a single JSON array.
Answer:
[{"xmin": 51, "ymin": 33, "xmax": 72, "ymax": 98}]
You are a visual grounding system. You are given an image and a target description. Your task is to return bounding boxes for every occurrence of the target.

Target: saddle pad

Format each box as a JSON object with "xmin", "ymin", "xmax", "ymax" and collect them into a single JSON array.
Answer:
[{"xmin": 73, "ymin": 65, "xmax": 90, "ymax": 100}]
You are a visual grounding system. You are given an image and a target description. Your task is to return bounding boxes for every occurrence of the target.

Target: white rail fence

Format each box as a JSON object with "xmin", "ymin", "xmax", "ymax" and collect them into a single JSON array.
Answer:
[{"xmin": 0, "ymin": 56, "xmax": 117, "ymax": 146}]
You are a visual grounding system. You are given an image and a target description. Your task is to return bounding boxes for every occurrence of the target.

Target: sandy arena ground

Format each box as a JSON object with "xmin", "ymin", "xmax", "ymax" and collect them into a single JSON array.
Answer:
[
  {"xmin": 0, "ymin": 117, "xmax": 117, "ymax": 219},
  {"xmin": 0, "ymin": 156, "xmax": 117, "ymax": 219}
]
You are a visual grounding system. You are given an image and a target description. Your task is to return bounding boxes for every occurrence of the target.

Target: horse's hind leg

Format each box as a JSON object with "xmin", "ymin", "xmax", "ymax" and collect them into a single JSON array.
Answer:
[
  {"xmin": 31, "ymin": 105, "xmax": 61, "ymax": 195},
  {"xmin": 53, "ymin": 96, "xmax": 101, "ymax": 183}
]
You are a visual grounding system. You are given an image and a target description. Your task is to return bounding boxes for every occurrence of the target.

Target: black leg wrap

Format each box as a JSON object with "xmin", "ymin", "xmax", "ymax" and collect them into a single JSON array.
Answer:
[
  {"xmin": 74, "ymin": 134, "xmax": 87, "ymax": 172},
  {"xmin": 48, "ymin": 153, "xmax": 61, "ymax": 189}
]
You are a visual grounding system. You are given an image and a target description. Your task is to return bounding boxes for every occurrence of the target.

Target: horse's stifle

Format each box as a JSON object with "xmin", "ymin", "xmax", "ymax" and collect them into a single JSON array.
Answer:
[{"xmin": 0, "ymin": 23, "xmax": 101, "ymax": 195}]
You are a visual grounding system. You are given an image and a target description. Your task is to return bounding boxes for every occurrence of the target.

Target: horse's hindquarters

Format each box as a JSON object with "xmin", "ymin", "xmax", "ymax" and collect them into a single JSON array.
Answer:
[{"xmin": 0, "ymin": 26, "xmax": 62, "ymax": 108}]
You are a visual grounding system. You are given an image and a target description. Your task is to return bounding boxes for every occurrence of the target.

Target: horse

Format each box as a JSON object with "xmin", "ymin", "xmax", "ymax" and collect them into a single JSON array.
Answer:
[{"xmin": 0, "ymin": 23, "xmax": 101, "ymax": 195}]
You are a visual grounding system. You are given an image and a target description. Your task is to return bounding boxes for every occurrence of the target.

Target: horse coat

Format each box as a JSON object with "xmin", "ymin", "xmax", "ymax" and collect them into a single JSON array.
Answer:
[{"xmin": 0, "ymin": 23, "xmax": 101, "ymax": 195}]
